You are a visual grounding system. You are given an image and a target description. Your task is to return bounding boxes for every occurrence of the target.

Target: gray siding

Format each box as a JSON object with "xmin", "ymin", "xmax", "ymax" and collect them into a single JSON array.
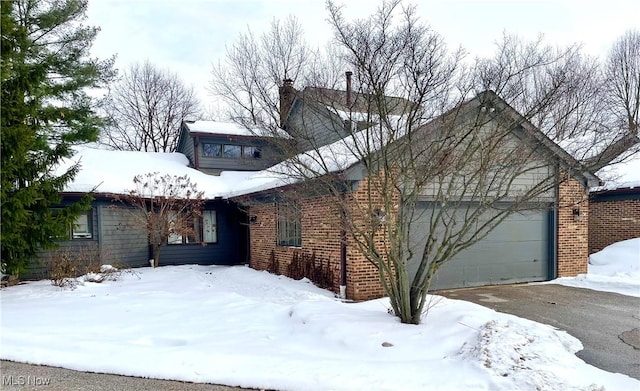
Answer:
[
  {"xmin": 195, "ymin": 136, "xmax": 281, "ymax": 172},
  {"xmin": 27, "ymin": 207, "xmax": 101, "ymax": 279},
  {"xmin": 417, "ymin": 125, "xmax": 557, "ymax": 202},
  {"xmin": 178, "ymin": 126, "xmax": 196, "ymax": 166},
  {"xmin": 287, "ymin": 100, "xmax": 349, "ymax": 151},
  {"xmin": 99, "ymin": 203, "xmax": 149, "ymax": 267}
]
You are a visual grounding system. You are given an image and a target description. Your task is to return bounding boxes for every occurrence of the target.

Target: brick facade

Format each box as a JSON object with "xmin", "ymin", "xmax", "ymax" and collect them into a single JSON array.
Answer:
[
  {"xmin": 248, "ymin": 196, "xmax": 344, "ymax": 292},
  {"xmin": 556, "ymin": 178, "xmax": 589, "ymax": 276},
  {"xmin": 247, "ymin": 179, "xmax": 391, "ymax": 301},
  {"xmin": 589, "ymin": 197, "xmax": 640, "ymax": 254},
  {"xmin": 247, "ymin": 175, "xmax": 592, "ymax": 300}
]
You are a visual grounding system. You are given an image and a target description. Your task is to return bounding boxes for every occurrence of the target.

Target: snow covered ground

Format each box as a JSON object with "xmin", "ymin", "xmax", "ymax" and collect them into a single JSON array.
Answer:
[
  {"xmin": 550, "ymin": 238, "xmax": 640, "ymax": 298},
  {"xmin": 1, "ymin": 264, "xmax": 638, "ymax": 390}
]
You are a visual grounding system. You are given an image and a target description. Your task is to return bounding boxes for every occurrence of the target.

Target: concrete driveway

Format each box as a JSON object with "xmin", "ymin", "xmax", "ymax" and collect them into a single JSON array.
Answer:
[{"xmin": 437, "ymin": 284, "xmax": 640, "ymax": 380}]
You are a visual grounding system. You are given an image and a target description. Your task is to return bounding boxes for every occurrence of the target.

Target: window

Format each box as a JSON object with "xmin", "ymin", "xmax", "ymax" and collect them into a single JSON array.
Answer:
[
  {"xmin": 202, "ymin": 210, "xmax": 217, "ymax": 243},
  {"xmin": 203, "ymin": 143, "xmax": 261, "ymax": 159},
  {"xmin": 71, "ymin": 211, "xmax": 93, "ymax": 239},
  {"xmin": 243, "ymin": 146, "xmax": 261, "ymax": 159},
  {"xmin": 223, "ymin": 144, "xmax": 242, "ymax": 158},
  {"xmin": 203, "ymin": 143, "xmax": 222, "ymax": 157},
  {"xmin": 168, "ymin": 210, "xmax": 217, "ymax": 244},
  {"xmin": 277, "ymin": 203, "xmax": 301, "ymax": 247}
]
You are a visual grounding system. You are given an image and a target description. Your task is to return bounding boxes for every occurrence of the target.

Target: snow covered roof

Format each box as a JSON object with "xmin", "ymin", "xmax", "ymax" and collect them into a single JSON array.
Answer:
[
  {"xmin": 183, "ymin": 121, "xmax": 289, "ymax": 138},
  {"xmin": 594, "ymin": 153, "xmax": 640, "ymax": 191},
  {"xmin": 56, "ymin": 147, "xmax": 254, "ymax": 199}
]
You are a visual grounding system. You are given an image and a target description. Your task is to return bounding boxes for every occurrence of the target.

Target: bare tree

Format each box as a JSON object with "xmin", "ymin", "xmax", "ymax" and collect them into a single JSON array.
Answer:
[
  {"xmin": 584, "ymin": 29, "xmax": 640, "ymax": 172},
  {"xmin": 605, "ymin": 29, "xmax": 640, "ymax": 135},
  {"xmin": 214, "ymin": 0, "xmax": 626, "ymax": 324},
  {"xmin": 114, "ymin": 173, "xmax": 204, "ymax": 267},
  {"xmin": 209, "ymin": 16, "xmax": 348, "ymax": 130},
  {"xmin": 102, "ymin": 62, "xmax": 201, "ymax": 152}
]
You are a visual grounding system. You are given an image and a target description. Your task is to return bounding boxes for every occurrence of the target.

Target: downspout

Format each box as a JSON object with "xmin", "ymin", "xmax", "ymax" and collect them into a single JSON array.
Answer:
[{"xmin": 339, "ymin": 191, "xmax": 348, "ymax": 300}]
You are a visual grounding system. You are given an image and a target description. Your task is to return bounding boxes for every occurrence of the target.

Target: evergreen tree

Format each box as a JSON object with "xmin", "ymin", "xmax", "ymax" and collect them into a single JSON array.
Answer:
[{"xmin": 1, "ymin": 0, "xmax": 114, "ymax": 275}]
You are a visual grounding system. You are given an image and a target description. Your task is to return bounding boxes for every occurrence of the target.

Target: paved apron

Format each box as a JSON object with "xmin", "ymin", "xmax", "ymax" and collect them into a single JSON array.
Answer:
[{"xmin": 437, "ymin": 283, "xmax": 640, "ymax": 380}]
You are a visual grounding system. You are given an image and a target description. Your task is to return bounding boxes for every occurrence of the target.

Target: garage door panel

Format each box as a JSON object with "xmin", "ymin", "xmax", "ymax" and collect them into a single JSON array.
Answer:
[{"xmin": 409, "ymin": 203, "xmax": 550, "ymax": 290}]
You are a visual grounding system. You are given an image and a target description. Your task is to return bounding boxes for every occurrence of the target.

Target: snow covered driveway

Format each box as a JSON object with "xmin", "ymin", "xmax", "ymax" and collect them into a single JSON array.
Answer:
[{"xmin": 1, "ymin": 265, "xmax": 638, "ymax": 391}]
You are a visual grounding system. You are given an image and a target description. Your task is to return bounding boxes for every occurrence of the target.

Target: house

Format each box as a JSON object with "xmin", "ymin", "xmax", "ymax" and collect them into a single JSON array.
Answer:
[
  {"xmin": 589, "ymin": 156, "xmax": 640, "ymax": 254},
  {"xmin": 229, "ymin": 84, "xmax": 602, "ymax": 300},
  {"xmin": 30, "ymin": 83, "xmax": 622, "ymax": 302}
]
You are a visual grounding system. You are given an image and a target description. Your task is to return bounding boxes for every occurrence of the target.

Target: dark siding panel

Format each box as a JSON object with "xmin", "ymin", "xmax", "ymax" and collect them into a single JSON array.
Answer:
[
  {"xmin": 288, "ymin": 102, "xmax": 347, "ymax": 151},
  {"xmin": 26, "ymin": 207, "xmax": 100, "ymax": 280},
  {"xmin": 195, "ymin": 136, "xmax": 280, "ymax": 171},
  {"xmin": 99, "ymin": 204, "xmax": 149, "ymax": 268},
  {"xmin": 160, "ymin": 203, "xmax": 246, "ymax": 266},
  {"xmin": 177, "ymin": 126, "xmax": 196, "ymax": 166}
]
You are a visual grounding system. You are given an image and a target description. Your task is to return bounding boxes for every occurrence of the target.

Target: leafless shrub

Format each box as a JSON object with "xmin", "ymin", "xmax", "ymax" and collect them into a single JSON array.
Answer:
[
  {"xmin": 287, "ymin": 251, "xmax": 334, "ymax": 290},
  {"xmin": 267, "ymin": 250, "xmax": 279, "ymax": 274},
  {"xmin": 48, "ymin": 245, "xmax": 137, "ymax": 288}
]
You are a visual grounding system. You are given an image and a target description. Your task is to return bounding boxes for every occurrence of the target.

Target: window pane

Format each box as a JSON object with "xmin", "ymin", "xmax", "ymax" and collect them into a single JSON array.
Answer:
[
  {"xmin": 203, "ymin": 143, "xmax": 222, "ymax": 157},
  {"xmin": 223, "ymin": 144, "xmax": 241, "ymax": 158},
  {"xmin": 72, "ymin": 212, "xmax": 92, "ymax": 239},
  {"xmin": 243, "ymin": 146, "xmax": 261, "ymax": 158},
  {"xmin": 277, "ymin": 203, "xmax": 301, "ymax": 247},
  {"xmin": 203, "ymin": 210, "xmax": 217, "ymax": 243},
  {"xmin": 167, "ymin": 211, "xmax": 183, "ymax": 244},
  {"xmin": 187, "ymin": 215, "xmax": 202, "ymax": 244}
]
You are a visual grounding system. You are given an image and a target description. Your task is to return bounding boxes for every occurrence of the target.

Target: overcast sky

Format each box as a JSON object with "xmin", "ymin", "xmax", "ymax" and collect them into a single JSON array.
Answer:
[{"xmin": 86, "ymin": 0, "xmax": 640, "ymax": 117}]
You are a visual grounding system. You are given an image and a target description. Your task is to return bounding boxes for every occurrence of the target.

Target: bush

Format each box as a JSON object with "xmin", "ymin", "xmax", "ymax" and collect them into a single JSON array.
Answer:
[
  {"xmin": 287, "ymin": 251, "xmax": 334, "ymax": 290},
  {"xmin": 47, "ymin": 245, "xmax": 136, "ymax": 289}
]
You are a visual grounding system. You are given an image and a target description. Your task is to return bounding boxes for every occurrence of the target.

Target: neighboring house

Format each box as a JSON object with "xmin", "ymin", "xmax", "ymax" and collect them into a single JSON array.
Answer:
[
  {"xmin": 231, "ymin": 87, "xmax": 601, "ymax": 300},
  {"xmin": 30, "ymin": 145, "xmax": 252, "ymax": 279},
  {"xmin": 176, "ymin": 120, "xmax": 290, "ymax": 174},
  {"xmin": 589, "ymin": 156, "xmax": 640, "ymax": 254}
]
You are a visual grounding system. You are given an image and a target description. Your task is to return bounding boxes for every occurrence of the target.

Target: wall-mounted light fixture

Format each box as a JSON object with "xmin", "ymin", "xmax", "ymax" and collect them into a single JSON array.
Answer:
[
  {"xmin": 572, "ymin": 208, "xmax": 582, "ymax": 222},
  {"xmin": 249, "ymin": 215, "xmax": 258, "ymax": 224}
]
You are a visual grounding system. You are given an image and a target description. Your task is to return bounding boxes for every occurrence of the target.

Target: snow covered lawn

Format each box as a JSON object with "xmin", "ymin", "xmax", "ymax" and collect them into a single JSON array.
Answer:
[
  {"xmin": 1, "ymin": 266, "xmax": 637, "ymax": 390},
  {"xmin": 551, "ymin": 238, "xmax": 640, "ymax": 297}
]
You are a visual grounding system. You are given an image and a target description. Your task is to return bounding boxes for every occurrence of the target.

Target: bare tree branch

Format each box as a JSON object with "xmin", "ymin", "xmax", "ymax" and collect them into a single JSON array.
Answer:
[{"xmin": 101, "ymin": 61, "xmax": 201, "ymax": 152}]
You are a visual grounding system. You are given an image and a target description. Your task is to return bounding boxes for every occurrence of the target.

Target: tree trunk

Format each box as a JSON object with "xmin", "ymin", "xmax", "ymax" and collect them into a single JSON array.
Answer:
[{"xmin": 152, "ymin": 245, "xmax": 161, "ymax": 268}]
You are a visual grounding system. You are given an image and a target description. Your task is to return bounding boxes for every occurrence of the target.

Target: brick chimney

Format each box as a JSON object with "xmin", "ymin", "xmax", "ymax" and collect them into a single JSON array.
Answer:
[{"xmin": 279, "ymin": 78, "xmax": 296, "ymax": 127}]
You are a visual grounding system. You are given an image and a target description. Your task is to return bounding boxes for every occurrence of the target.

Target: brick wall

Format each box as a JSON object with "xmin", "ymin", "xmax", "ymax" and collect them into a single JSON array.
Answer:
[
  {"xmin": 589, "ymin": 199, "xmax": 640, "ymax": 254},
  {"xmin": 247, "ymin": 195, "xmax": 344, "ymax": 294},
  {"xmin": 343, "ymin": 174, "xmax": 395, "ymax": 300},
  {"xmin": 246, "ymin": 176, "xmax": 393, "ymax": 301},
  {"xmin": 557, "ymin": 178, "xmax": 589, "ymax": 276}
]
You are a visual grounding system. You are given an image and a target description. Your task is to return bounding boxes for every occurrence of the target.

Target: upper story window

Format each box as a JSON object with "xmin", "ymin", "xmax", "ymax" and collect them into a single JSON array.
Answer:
[
  {"xmin": 203, "ymin": 143, "xmax": 222, "ymax": 157},
  {"xmin": 223, "ymin": 144, "xmax": 242, "ymax": 158},
  {"xmin": 202, "ymin": 143, "xmax": 261, "ymax": 159},
  {"xmin": 243, "ymin": 146, "xmax": 261, "ymax": 158}
]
